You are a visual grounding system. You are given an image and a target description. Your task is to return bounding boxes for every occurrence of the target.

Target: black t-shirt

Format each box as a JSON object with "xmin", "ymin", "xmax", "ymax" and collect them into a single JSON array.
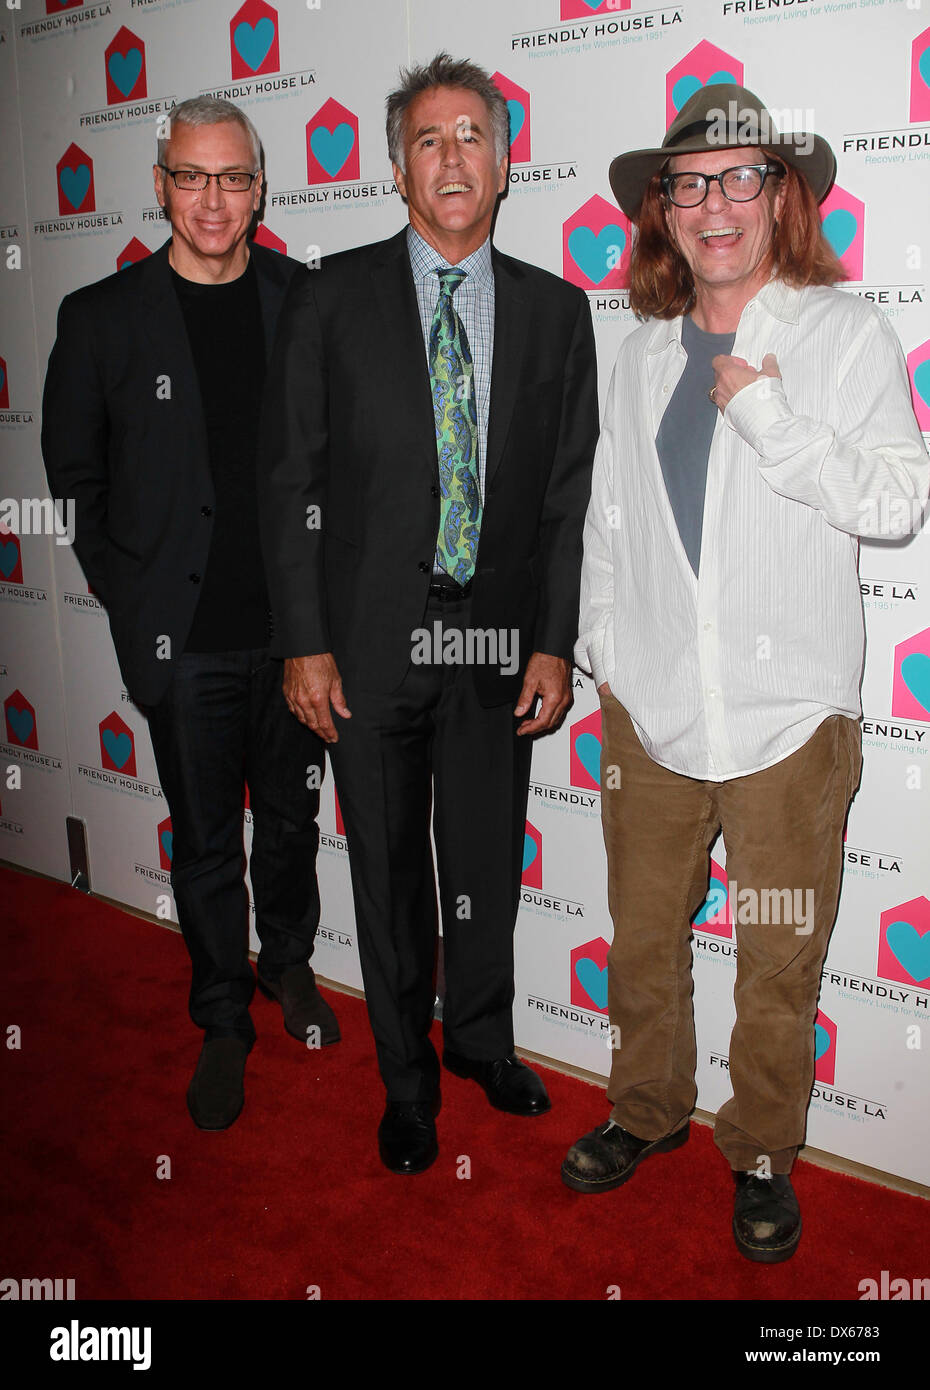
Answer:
[{"xmin": 171, "ymin": 256, "xmax": 270, "ymax": 652}]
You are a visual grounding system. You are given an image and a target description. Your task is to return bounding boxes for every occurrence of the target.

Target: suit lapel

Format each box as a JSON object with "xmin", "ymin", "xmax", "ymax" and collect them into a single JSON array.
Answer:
[
  {"xmin": 370, "ymin": 230, "xmax": 437, "ymax": 479},
  {"xmin": 486, "ymin": 251, "xmax": 529, "ymax": 486},
  {"xmin": 249, "ymin": 241, "xmax": 287, "ymax": 361}
]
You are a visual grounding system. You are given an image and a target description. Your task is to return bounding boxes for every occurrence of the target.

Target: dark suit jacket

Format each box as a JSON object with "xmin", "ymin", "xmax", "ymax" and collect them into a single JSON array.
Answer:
[
  {"xmin": 41, "ymin": 238, "xmax": 303, "ymax": 707},
  {"xmin": 258, "ymin": 228, "xmax": 599, "ymax": 706}
]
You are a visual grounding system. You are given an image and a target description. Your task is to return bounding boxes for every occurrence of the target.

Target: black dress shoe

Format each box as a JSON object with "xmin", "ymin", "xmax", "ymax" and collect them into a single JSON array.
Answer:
[
  {"xmin": 561, "ymin": 1118, "xmax": 690, "ymax": 1193},
  {"xmin": 186, "ymin": 1037, "xmax": 251, "ymax": 1130},
  {"xmin": 443, "ymin": 1050, "xmax": 551, "ymax": 1115},
  {"xmin": 378, "ymin": 1102, "xmax": 439, "ymax": 1175},
  {"xmin": 257, "ymin": 963, "xmax": 340, "ymax": 1046},
  {"xmin": 732, "ymin": 1171, "xmax": 802, "ymax": 1263}
]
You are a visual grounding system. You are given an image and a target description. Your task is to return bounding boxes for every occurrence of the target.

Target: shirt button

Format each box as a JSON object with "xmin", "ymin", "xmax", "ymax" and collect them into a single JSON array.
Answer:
[
  {"xmin": 201, "ymin": 505, "xmax": 213, "ymax": 517},
  {"xmin": 662, "ymin": 384, "xmax": 670, "ymax": 394},
  {"xmin": 708, "ymin": 687, "xmax": 718, "ymax": 698},
  {"xmin": 430, "ymin": 486, "xmax": 439, "ymax": 498},
  {"xmin": 188, "ymin": 573, "xmax": 201, "ymax": 584},
  {"xmin": 418, "ymin": 561, "xmax": 430, "ymax": 573},
  {"xmin": 703, "ymin": 621, "xmax": 712, "ymax": 632}
]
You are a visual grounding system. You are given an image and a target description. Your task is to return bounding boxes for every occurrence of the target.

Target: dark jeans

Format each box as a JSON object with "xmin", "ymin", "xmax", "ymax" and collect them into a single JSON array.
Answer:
[{"xmin": 145, "ymin": 648, "xmax": 325, "ymax": 1045}]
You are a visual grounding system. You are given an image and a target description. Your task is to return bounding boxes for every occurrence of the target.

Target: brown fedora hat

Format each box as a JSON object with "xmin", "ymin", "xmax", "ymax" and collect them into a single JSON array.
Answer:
[{"xmin": 609, "ymin": 83, "xmax": 836, "ymax": 221}]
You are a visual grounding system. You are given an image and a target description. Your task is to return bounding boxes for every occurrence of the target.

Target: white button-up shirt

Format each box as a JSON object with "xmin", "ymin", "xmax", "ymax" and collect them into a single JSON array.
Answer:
[{"xmin": 576, "ymin": 279, "xmax": 929, "ymax": 781}]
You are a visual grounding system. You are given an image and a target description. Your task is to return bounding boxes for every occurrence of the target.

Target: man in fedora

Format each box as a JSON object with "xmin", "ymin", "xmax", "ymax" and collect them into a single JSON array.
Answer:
[{"xmin": 562, "ymin": 85, "xmax": 928, "ymax": 1260}]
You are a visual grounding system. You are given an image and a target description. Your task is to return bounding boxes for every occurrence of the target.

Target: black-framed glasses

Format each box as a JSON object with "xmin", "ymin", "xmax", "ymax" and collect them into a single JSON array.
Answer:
[
  {"xmin": 661, "ymin": 163, "xmax": 783, "ymax": 208},
  {"xmin": 158, "ymin": 166, "xmax": 259, "ymax": 192}
]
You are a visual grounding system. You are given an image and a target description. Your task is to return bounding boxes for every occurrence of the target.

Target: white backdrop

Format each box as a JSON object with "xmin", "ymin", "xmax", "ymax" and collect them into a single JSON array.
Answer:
[{"xmin": 2, "ymin": 0, "xmax": 928, "ymax": 1186}]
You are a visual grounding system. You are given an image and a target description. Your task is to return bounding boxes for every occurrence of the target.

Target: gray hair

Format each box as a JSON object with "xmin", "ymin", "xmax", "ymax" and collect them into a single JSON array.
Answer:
[
  {"xmin": 386, "ymin": 52, "xmax": 510, "ymax": 172},
  {"xmin": 157, "ymin": 96, "xmax": 261, "ymax": 169}
]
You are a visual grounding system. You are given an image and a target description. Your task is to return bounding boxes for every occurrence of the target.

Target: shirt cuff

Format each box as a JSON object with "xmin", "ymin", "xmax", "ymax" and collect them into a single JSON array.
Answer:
[{"xmin": 723, "ymin": 373, "xmax": 790, "ymax": 450}]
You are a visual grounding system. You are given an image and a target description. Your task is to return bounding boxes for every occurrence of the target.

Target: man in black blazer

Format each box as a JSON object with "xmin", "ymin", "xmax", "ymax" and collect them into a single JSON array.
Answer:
[
  {"xmin": 260, "ymin": 54, "xmax": 598, "ymax": 1173},
  {"xmin": 42, "ymin": 97, "xmax": 337, "ymax": 1131}
]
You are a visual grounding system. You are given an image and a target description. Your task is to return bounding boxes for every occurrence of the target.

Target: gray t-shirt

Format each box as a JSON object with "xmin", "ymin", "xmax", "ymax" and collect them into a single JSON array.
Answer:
[{"xmin": 654, "ymin": 315, "xmax": 736, "ymax": 576}]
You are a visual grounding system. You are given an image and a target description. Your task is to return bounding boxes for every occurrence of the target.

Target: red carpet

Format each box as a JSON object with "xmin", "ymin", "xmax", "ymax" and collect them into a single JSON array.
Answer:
[{"xmin": 2, "ymin": 863, "xmax": 927, "ymax": 1301}]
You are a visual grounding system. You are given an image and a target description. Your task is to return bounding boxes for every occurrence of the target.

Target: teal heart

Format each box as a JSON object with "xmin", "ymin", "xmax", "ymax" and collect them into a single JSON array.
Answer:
[
  {"xmin": 522, "ymin": 833, "xmax": 538, "ymax": 872},
  {"xmin": 102, "ymin": 728, "xmax": 132, "ymax": 769},
  {"xmin": 160, "ymin": 829, "xmax": 173, "ymax": 862},
  {"xmin": 507, "ymin": 99, "xmax": 525, "ymax": 144},
  {"xmin": 575, "ymin": 957, "xmax": 607, "ymax": 1009},
  {"xmin": 913, "ymin": 359, "xmax": 930, "ymax": 409},
  {"xmin": 234, "ymin": 17, "xmax": 274, "ymax": 72},
  {"xmin": 574, "ymin": 731, "xmax": 601, "ymax": 784},
  {"xmin": 310, "ymin": 122, "xmax": 355, "ymax": 178},
  {"xmin": 886, "ymin": 919, "xmax": 930, "ymax": 985},
  {"xmin": 0, "ymin": 366, "xmax": 4, "ymax": 391},
  {"xmin": 919, "ymin": 45, "xmax": 930, "ymax": 90},
  {"xmin": 108, "ymin": 47, "xmax": 142, "ymax": 97},
  {"xmin": 7, "ymin": 706, "xmax": 34, "ymax": 743},
  {"xmin": 672, "ymin": 69, "xmax": 737, "ymax": 114},
  {"xmin": 693, "ymin": 882, "xmax": 727, "ymax": 927},
  {"xmin": 0, "ymin": 540, "xmax": 18, "ymax": 577},
  {"xmin": 568, "ymin": 224, "xmax": 625, "ymax": 285},
  {"xmin": 814, "ymin": 1022, "xmax": 830, "ymax": 1061},
  {"xmin": 60, "ymin": 163, "xmax": 91, "ymax": 210},
  {"xmin": 581, "ymin": 0, "xmax": 603, "ymax": 9},
  {"xmin": 901, "ymin": 652, "xmax": 930, "ymax": 716},
  {"xmin": 118, "ymin": 260, "xmax": 132, "ymax": 271},
  {"xmin": 822, "ymin": 208, "xmax": 857, "ymax": 259}
]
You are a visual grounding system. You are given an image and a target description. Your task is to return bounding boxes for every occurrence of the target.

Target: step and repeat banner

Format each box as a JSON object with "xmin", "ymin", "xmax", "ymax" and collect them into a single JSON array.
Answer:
[{"xmin": 1, "ymin": 0, "xmax": 928, "ymax": 1186}]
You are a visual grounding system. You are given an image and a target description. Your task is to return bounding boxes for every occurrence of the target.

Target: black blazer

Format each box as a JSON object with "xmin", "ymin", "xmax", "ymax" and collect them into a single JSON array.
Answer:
[
  {"xmin": 258, "ymin": 228, "xmax": 599, "ymax": 707},
  {"xmin": 41, "ymin": 239, "xmax": 303, "ymax": 707}
]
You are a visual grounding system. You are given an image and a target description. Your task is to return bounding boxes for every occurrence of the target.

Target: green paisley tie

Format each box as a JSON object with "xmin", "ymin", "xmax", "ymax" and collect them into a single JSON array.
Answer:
[{"xmin": 429, "ymin": 267, "xmax": 481, "ymax": 585}]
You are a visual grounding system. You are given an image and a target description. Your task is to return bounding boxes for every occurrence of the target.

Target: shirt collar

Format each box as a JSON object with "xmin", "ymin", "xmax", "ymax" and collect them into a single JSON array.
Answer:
[
  {"xmin": 406, "ymin": 225, "xmax": 494, "ymax": 291},
  {"xmin": 645, "ymin": 276, "xmax": 801, "ymax": 353}
]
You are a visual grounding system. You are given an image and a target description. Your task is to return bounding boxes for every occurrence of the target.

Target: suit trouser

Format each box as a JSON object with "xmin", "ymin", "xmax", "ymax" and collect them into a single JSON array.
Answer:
[
  {"xmin": 144, "ymin": 648, "xmax": 325, "ymax": 1045},
  {"xmin": 600, "ymin": 695, "xmax": 862, "ymax": 1172},
  {"xmin": 329, "ymin": 596, "xmax": 534, "ymax": 1103}
]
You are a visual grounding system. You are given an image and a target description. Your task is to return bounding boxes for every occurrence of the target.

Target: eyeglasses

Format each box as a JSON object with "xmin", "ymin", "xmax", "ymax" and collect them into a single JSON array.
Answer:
[
  {"xmin": 158, "ymin": 166, "xmax": 259, "ymax": 192},
  {"xmin": 661, "ymin": 163, "xmax": 783, "ymax": 208}
]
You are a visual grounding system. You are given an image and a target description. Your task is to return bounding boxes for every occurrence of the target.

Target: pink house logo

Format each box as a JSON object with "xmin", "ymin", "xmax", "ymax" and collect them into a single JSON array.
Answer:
[
  {"xmin": 5, "ymin": 690, "xmax": 37, "ymax": 750},
  {"xmin": 0, "ymin": 528, "xmax": 24, "ymax": 585},
  {"xmin": 570, "ymin": 708, "xmax": 602, "ymax": 790},
  {"xmin": 910, "ymin": 27, "xmax": 930, "ymax": 123},
  {"xmin": 157, "ymin": 816, "xmax": 173, "ymax": 870},
  {"xmin": 306, "ymin": 98, "xmax": 359, "ymax": 184},
  {"xmin": 105, "ymin": 27, "xmax": 147, "ymax": 106},
  {"xmin": 563, "ymin": 194, "xmax": 630, "ymax": 290},
  {"xmin": 522, "ymin": 820, "xmax": 543, "ymax": 889},
  {"xmin": 117, "ymin": 238, "xmax": 150, "ymax": 271},
  {"xmin": 666, "ymin": 42, "xmax": 743, "ymax": 127},
  {"xmin": 230, "ymin": 0, "xmax": 279, "ymax": 79},
  {"xmin": 492, "ymin": 72, "xmax": 530, "ymax": 165},
  {"xmin": 253, "ymin": 223, "xmax": 286, "ymax": 254},
  {"xmin": 0, "ymin": 354, "xmax": 8, "ymax": 411},
  {"xmin": 692, "ymin": 859, "xmax": 733, "ymax": 939},
  {"xmin": 99, "ymin": 711, "xmax": 137, "ymax": 777},
  {"xmin": 907, "ymin": 340, "xmax": 930, "ymax": 433},
  {"xmin": 561, "ymin": 0, "xmax": 629, "ymax": 16},
  {"xmin": 814, "ymin": 1009, "xmax": 837, "ymax": 1084},
  {"xmin": 819, "ymin": 185, "xmax": 864, "ymax": 283},
  {"xmin": 570, "ymin": 936, "xmax": 610, "ymax": 1013},
  {"xmin": 892, "ymin": 627, "xmax": 930, "ymax": 721},
  {"xmin": 878, "ymin": 896, "xmax": 930, "ymax": 989},
  {"xmin": 57, "ymin": 144, "xmax": 95, "ymax": 216}
]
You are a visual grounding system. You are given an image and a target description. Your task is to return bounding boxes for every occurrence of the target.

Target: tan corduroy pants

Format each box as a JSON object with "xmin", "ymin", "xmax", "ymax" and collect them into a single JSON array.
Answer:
[{"xmin": 599, "ymin": 695, "xmax": 862, "ymax": 1173}]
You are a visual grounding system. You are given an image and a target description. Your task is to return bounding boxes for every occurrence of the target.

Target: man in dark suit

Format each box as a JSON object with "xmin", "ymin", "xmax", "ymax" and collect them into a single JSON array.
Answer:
[
  {"xmin": 259, "ymin": 54, "xmax": 598, "ymax": 1172},
  {"xmin": 42, "ymin": 96, "xmax": 337, "ymax": 1131}
]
